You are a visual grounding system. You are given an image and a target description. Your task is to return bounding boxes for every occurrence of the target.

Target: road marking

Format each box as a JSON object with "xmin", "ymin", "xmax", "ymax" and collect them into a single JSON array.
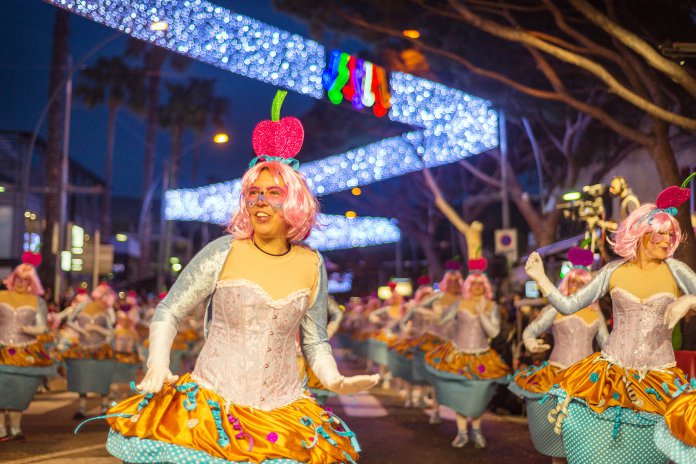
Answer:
[
  {"xmin": 5, "ymin": 444, "xmax": 108, "ymax": 464},
  {"xmin": 337, "ymin": 392, "xmax": 389, "ymax": 417}
]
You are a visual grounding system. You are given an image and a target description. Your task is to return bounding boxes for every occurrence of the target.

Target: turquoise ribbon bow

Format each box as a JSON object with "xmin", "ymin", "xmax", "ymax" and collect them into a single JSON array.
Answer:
[{"xmin": 248, "ymin": 155, "xmax": 300, "ymax": 170}]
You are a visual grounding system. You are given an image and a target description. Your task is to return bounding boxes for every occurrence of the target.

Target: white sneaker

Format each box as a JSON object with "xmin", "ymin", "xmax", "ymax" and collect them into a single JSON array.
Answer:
[
  {"xmin": 471, "ymin": 428, "xmax": 487, "ymax": 448},
  {"xmin": 451, "ymin": 431, "xmax": 469, "ymax": 448},
  {"xmin": 429, "ymin": 411, "xmax": 442, "ymax": 424}
]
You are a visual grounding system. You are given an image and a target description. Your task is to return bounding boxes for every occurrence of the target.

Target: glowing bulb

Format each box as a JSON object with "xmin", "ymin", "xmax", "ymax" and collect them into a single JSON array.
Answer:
[
  {"xmin": 150, "ymin": 21, "xmax": 169, "ymax": 31},
  {"xmin": 562, "ymin": 191, "xmax": 582, "ymax": 201},
  {"xmin": 213, "ymin": 133, "xmax": 229, "ymax": 144},
  {"xmin": 115, "ymin": 234, "xmax": 128, "ymax": 242},
  {"xmin": 351, "ymin": 187, "xmax": 362, "ymax": 196},
  {"xmin": 345, "ymin": 211, "xmax": 357, "ymax": 219},
  {"xmin": 172, "ymin": 263, "xmax": 182, "ymax": 272},
  {"xmin": 402, "ymin": 30, "xmax": 421, "ymax": 39}
]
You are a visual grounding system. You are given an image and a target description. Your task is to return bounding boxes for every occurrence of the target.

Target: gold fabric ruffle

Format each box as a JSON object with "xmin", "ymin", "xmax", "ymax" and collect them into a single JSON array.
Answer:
[
  {"xmin": 62, "ymin": 343, "xmax": 114, "ymax": 360},
  {"xmin": 115, "ymin": 351, "xmax": 140, "ymax": 365},
  {"xmin": 555, "ymin": 352, "xmax": 688, "ymax": 415},
  {"xmin": 0, "ymin": 339, "xmax": 54, "ymax": 367},
  {"xmin": 107, "ymin": 373, "xmax": 359, "ymax": 464},
  {"xmin": 513, "ymin": 363, "xmax": 563, "ymax": 394},
  {"xmin": 664, "ymin": 391, "xmax": 696, "ymax": 447},
  {"xmin": 424, "ymin": 341, "xmax": 509, "ymax": 379}
]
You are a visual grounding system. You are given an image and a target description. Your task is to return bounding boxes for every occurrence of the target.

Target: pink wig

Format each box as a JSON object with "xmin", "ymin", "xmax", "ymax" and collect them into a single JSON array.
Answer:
[
  {"xmin": 92, "ymin": 283, "xmax": 116, "ymax": 308},
  {"xmin": 613, "ymin": 203, "xmax": 683, "ymax": 259},
  {"xmin": 558, "ymin": 268, "xmax": 592, "ymax": 297},
  {"xmin": 413, "ymin": 285, "xmax": 434, "ymax": 303},
  {"xmin": 228, "ymin": 161, "xmax": 319, "ymax": 244},
  {"xmin": 3, "ymin": 264, "xmax": 44, "ymax": 296},
  {"xmin": 439, "ymin": 270, "xmax": 465, "ymax": 295},
  {"xmin": 462, "ymin": 273, "xmax": 494, "ymax": 301}
]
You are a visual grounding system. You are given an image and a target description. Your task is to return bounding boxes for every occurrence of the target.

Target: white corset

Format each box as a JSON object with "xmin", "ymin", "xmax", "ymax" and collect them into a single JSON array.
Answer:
[
  {"xmin": 0, "ymin": 303, "xmax": 37, "ymax": 346},
  {"xmin": 192, "ymin": 280, "xmax": 310, "ymax": 411},
  {"xmin": 549, "ymin": 315, "xmax": 599, "ymax": 369},
  {"xmin": 76, "ymin": 312, "xmax": 110, "ymax": 349},
  {"xmin": 452, "ymin": 309, "xmax": 489, "ymax": 353},
  {"xmin": 601, "ymin": 288, "xmax": 676, "ymax": 370}
]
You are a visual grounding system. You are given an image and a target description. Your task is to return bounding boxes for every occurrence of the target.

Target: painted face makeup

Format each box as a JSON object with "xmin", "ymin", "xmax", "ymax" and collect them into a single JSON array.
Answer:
[{"xmin": 245, "ymin": 186, "xmax": 287, "ymax": 211}]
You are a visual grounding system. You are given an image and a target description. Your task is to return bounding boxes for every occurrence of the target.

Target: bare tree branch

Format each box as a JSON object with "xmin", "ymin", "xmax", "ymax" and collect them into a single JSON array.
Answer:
[
  {"xmin": 458, "ymin": 159, "xmax": 503, "ymax": 188},
  {"xmin": 446, "ymin": 0, "xmax": 696, "ymax": 131},
  {"xmin": 569, "ymin": 0, "xmax": 696, "ymax": 99}
]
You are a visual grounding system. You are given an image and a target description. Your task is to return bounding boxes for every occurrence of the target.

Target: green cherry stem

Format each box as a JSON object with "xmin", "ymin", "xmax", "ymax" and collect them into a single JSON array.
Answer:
[
  {"xmin": 680, "ymin": 172, "xmax": 696, "ymax": 189},
  {"xmin": 271, "ymin": 90, "xmax": 288, "ymax": 122}
]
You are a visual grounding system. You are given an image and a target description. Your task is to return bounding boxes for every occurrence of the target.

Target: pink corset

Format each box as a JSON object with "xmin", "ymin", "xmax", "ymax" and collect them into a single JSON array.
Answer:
[
  {"xmin": 452, "ymin": 310, "xmax": 489, "ymax": 353},
  {"xmin": 0, "ymin": 303, "xmax": 37, "ymax": 346}
]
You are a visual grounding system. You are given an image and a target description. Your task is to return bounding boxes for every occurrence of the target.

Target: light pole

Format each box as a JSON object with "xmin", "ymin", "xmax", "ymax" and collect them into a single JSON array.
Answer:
[
  {"xmin": 141, "ymin": 133, "xmax": 229, "ymax": 292},
  {"xmin": 16, "ymin": 32, "xmax": 122, "ymax": 302}
]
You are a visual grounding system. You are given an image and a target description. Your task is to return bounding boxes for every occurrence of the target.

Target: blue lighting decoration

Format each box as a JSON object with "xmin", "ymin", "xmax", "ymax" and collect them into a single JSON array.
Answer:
[
  {"xmin": 45, "ymin": 0, "xmax": 325, "ymax": 98},
  {"xmin": 47, "ymin": 0, "xmax": 498, "ymax": 250},
  {"xmin": 327, "ymin": 272, "xmax": 353, "ymax": 294},
  {"xmin": 306, "ymin": 215, "xmax": 401, "ymax": 251}
]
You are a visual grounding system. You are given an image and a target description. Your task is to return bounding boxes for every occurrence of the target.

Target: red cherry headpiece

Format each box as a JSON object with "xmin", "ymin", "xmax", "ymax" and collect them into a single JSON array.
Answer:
[
  {"xmin": 444, "ymin": 260, "xmax": 462, "ymax": 271},
  {"xmin": 158, "ymin": 292, "xmax": 168, "ymax": 301},
  {"xmin": 567, "ymin": 247, "xmax": 593, "ymax": 268},
  {"xmin": 655, "ymin": 172, "xmax": 695, "ymax": 211},
  {"xmin": 387, "ymin": 281, "xmax": 397, "ymax": 290},
  {"xmin": 417, "ymin": 275, "xmax": 431, "ymax": 286},
  {"xmin": 22, "ymin": 251, "xmax": 42, "ymax": 268},
  {"xmin": 250, "ymin": 90, "xmax": 304, "ymax": 169},
  {"xmin": 468, "ymin": 257, "xmax": 488, "ymax": 274},
  {"xmin": 76, "ymin": 288, "xmax": 87, "ymax": 295}
]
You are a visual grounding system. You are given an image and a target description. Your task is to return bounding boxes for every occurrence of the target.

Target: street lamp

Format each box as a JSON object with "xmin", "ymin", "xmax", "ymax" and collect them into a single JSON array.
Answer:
[
  {"xmin": 149, "ymin": 133, "xmax": 229, "ymax": 291},
  {"xmin": 17, "ymin": 31, "xmax": 123, "ymax": 303}
]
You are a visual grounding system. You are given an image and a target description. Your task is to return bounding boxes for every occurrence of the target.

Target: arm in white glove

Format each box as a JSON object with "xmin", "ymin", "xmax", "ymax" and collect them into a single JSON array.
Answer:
[
  {"xmin": 478, "ymin": 302, "xmax": 501, "ymax": 339},
  {"xmin": 136, "ymin": 321, "xmax": 179, "ymax": 393},
  {"xmin": 522, "ymin": 305, "xmax": 556, "ymax": 353},
  {"xmin": 524, "ymin": 252, "xmax": 556, "ymax": 296},
  {"xmin": 665, "ymin": 294, "xmax": 696, "ymax": 330},
  {"xmin": 23, "ymin": 298, "xmax": 50, "ymax": 335},
  {"xmin": 593, "ymin": 304, "xmax": 610, "ymax": 348},
  {"xmin": 326, "ymin": 298, "xmax": 343, "ymax": 339},
  {"xmin": 302, "ymin": 256, "xmax": 379, "ymax": 394}
]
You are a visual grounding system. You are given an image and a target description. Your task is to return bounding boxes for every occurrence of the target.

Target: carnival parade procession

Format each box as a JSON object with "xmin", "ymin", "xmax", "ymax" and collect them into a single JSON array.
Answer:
[{"xmin": 2, "ymin": 1, "xmax": 696, "ymax": 464}]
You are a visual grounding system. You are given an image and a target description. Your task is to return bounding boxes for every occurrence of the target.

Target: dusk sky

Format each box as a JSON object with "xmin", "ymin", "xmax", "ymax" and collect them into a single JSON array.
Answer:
[{"xmin": 0, "ymin": 0, "xmax": 366, "ymax": 199}]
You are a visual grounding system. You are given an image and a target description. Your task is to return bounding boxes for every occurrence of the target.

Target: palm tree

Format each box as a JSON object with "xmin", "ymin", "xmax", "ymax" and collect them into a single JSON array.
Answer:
[
  {"xmin": 124, "ymin": 39, "xmax": 190, "ymax": 278},
  {"xmin": 188, "ymin": 80, "xmax": 229, "ymax": 185},
  {"xmin": 75, "ymin": 56, "xmax": 144, "ymax": 242},
  {"xmin": 159, "ymin": 78, "xmax": 229, "ymax": 190},
  {"xmin": 41, "ymin": 9, "xmax": 70, "ymax": 296}
]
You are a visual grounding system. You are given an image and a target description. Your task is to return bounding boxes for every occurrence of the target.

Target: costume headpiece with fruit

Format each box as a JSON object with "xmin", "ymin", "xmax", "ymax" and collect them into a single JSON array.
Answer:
[
  {"xmin": 249, "ymin": 90, "xmax": 303, "ymax": 170},
  {"xmin": 567, "ymin": 246, "xmax": 594, "ymax": 271},
  {"xmin": 3, "ymin": 252, "xmax": 44, "ymax": 295}
]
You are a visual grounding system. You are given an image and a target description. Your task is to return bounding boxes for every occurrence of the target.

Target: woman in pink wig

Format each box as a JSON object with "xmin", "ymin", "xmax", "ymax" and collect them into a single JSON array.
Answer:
[
  {"xmin": 525, "ymin": 178, "xmax": 696, "ymax": 464},
  {"xmin": 101, "ymin": 91, "xmax": 377, "ymax": 463},
  {"xmin": 423, "ymin": 258, "xmax": 510, "ymax": 448},
  {"xmin": 60, "ymin": 282, "xmax": 116, "ymax": 419},
  {"xmin": 0, "ymin": 252, "xmax": 54, "ymax": 442},
  {"xmin": 511, "ymin": 247, "xmax": 609, "ymax": 463}
]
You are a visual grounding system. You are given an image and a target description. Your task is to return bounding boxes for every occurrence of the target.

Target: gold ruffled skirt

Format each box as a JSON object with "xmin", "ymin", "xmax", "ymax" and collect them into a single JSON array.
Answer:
[
  {"xmin": 512, "ymin": 363, "xmax": 563, "ymax": 394},
  {"xmin": 0, "ymin": 339, "xmax": 54, "ymax": 367},
  {"xmin": 106, "ymin": 373, "xmax": 359, "ymax": 463},
  {"xmin": 424, "ymin": 341, "xmax": 510, "ymax": 380}
]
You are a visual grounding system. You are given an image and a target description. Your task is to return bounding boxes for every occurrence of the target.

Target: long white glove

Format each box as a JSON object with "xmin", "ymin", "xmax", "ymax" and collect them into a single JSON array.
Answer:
[
  {"xmin": 137, "ymin": 321, "xmax": 179, "ymax": 393},
  {"xmin": 665, "ymin": 295, "xmax": 696, "ymax": 329},
  {"xmin": 524, "ymin": 337, "xmax": 551, "ymax": 353},
  {"xmin": 21, "ymin": 324, "xmax": 48, "ymax": 335},
  {"xmin": 311, "ymin": 353, "xmax": 379, "ymax": 395},
  {"xmin": 525, "ymin": 252, "xmax": 555, "ymax": 296}
]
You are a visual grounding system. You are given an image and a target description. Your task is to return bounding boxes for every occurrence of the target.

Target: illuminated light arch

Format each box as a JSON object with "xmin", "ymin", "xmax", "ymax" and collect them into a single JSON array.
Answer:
[{"xmin": 46, "ymin": 0, "xmax": 498, "ymax": 250}]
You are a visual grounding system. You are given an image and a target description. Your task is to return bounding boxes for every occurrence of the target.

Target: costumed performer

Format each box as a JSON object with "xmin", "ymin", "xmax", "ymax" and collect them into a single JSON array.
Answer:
[
  {"xmin": 510, "ymin": 247, "xmax": 609, "ymax": 463},
  {"xmin": 423, "ymin": 258, "xmax": 510, "ymax": 448},
  {"xmin": 0, "ymin": 252, "xmax": 54, "ymax": 443},
  {"xmin": 525, "ymin": 178, "xmax": 696, "ymax": 464},
  {"xmin": 99, "ymin": 90, "xmax": 378, "ymax": 464}
]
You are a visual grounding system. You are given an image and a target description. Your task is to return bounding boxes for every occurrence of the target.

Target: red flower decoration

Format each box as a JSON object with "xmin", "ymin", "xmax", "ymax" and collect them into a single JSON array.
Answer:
[
  {"xmin": 468, "ymin": 258, "xmax": 488, "ymax": 273},
  {"xmin": 567, "ymin": 247, "xmax": 593, "ymax": 268},
  {"xmin": 22, "ymin": 251, "xmax": 42, "ymax": 268},
  {"xmin": 251, "ymin": 90, "xmax": 304, "ymax": 160}
]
